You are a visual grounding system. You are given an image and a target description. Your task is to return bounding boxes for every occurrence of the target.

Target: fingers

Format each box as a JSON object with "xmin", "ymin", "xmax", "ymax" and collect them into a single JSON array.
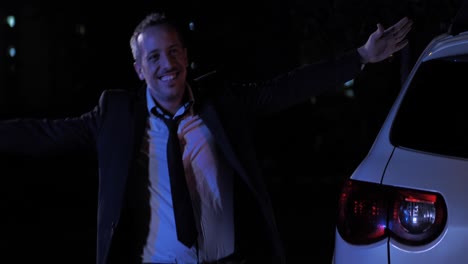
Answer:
[
  {"xmin": 387, "ymin": 17, "xmax": 410, "ymax": 32},
  {"xmin": 393, "ymin": 20, "xmax": 413, "ymax": 41},
  {"xmin": 394, "ymin": 39, "xmax": 409, "ymax": 53},
  {"xmin": 383, "ymin": 17, "xmax": 413, "ymax": 38},
  {"xmin": 389, "ymin": 19, "xmax": 412, "ymax": 55},
  {"xmin": 393, "ymin": 16, "xmax": 410, "ymax": 29}
]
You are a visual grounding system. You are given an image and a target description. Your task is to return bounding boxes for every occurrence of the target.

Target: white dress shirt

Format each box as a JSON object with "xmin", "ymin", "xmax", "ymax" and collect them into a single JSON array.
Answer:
[{"xmin": 142, "ymin": 87, "xmax": 235, "ymax": 263}]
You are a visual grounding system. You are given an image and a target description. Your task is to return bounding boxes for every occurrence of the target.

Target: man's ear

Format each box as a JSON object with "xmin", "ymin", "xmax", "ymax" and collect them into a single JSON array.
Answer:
[{"xmin": 134, "ymin": 62, "xmax": 144, "ymax": 80}]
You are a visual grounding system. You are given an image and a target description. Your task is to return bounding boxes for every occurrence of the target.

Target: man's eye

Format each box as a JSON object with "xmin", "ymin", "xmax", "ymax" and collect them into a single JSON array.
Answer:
[{"xmin": 149, "ymin": 54, "xmax": 159, "ymax": 61}]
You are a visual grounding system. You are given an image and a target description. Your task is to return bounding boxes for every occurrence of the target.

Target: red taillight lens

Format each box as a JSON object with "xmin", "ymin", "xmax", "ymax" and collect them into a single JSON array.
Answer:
[
  {"xmin": 337, "ymin": 179, "xmax": 389, "ymax": 244},
  {"xmin": 337, "ymin": 179, "xmax": 447, "ymax": 245}
]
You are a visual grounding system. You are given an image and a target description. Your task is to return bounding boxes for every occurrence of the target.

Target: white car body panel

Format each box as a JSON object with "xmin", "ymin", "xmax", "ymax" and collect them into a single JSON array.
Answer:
[{"xmin": 333, "ymin": 235, "xmax": 388, "ymax": 263}]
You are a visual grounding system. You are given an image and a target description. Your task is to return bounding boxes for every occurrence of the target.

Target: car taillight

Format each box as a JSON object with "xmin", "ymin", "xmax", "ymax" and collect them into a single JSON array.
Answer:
[{"xmin": 336, "ymin": 179, "xmax": 447, "ymax": 245}]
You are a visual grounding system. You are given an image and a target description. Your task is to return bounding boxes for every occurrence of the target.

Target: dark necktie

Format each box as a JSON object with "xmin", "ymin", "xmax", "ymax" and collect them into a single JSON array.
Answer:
[{"xmin": 160, "ymin": 114, "xmax": 197, "ymax": 248}]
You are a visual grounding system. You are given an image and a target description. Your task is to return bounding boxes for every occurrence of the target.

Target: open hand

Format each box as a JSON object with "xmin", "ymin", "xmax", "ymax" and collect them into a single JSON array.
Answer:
[{"xmin": 358, "ymin": 17, "xmax": 413, "ymax": 64}]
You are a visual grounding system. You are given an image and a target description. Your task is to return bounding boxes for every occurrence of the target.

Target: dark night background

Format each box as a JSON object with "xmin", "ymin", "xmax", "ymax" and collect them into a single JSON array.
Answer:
[{"xmin": 0, "ymin": 0, "xmax": 462, "ymax": 263}]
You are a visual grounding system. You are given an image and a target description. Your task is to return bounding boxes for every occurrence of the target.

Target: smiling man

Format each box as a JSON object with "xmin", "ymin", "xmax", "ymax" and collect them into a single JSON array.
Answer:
[{"xmin": 0, "ymin": 11, "xmax": 412, "ymax": 264}]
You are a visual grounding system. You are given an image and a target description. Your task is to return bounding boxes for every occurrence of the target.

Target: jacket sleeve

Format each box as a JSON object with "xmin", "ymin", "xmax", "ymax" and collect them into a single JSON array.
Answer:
[
  {"xmin": 222, "ymin": 49, "xmax": 363, "ymax": 116},
  {"xmin": 0, "ymin": 93, "xmax": 105, "ymax": 157}
]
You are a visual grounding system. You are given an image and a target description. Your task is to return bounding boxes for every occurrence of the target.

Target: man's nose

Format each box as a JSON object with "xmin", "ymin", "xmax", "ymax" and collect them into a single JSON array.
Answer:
[{"xmin": 159, "ymin": 52, "xmax": 175, "ymax": 68}]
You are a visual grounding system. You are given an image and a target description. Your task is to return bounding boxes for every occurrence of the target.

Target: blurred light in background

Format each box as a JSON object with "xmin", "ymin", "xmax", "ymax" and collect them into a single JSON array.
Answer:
[
  {"xmin": 6, "ymin": 15, "xmax": 15, "ymax": 28},
  {"xmin": 344, "ymin": 79, "xmax": 354, "ymax": 88},
  {"xmin": 344, "ymin": 79, "xmax": 355, "ymax": 98},
  {"xmin": 76, "ymin": 24, "xmax": 86, "ymax": 36},
  {"xmin": 8, "ymin": 46, "xmax": 16, "ymax": 58}
]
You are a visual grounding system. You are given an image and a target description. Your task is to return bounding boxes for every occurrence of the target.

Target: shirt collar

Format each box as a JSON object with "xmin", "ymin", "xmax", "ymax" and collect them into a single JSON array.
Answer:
[{"xmin": 146, "ymin": 83, "xmax": 195, "ymax": 120}]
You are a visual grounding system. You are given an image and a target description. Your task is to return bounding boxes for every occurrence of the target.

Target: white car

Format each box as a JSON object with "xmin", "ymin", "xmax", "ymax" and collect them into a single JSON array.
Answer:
[{"xmin": 332, "ymin": 25, "xmax": 468, "ymax": 263}]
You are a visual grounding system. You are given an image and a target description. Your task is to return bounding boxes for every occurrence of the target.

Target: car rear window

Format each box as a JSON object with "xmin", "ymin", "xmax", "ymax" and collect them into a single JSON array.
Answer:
[{"xmin": 390, "ymin": 56, "xmax": 468, "ymax": 159}]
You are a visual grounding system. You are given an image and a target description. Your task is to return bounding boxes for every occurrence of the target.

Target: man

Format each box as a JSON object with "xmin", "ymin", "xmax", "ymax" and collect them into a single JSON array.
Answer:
[{"xmin": 0, "ymin": 12, "xmax": 412, "ymax": 264}]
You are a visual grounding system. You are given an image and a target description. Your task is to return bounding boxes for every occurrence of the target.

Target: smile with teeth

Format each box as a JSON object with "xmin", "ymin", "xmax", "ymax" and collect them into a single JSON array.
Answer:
[{"xmin": 159, "ymin": 72, "xmax": 178, "ymax": 81}]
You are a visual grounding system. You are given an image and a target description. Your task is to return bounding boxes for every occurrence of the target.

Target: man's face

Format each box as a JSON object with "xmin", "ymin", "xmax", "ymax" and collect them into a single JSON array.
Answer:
[{"xmin": 134, "ymin": 25, "xmax": 188, "ymax": 111}]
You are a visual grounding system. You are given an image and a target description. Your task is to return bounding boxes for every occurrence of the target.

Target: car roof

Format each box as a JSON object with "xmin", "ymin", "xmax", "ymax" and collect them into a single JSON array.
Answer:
[
  {"xmin": 418, "ymin": 0, "xmax": 468, "ymax": 62},
  {"xmin": 422, "ymin": 32, "xmax": 468, "ymax": 61}
]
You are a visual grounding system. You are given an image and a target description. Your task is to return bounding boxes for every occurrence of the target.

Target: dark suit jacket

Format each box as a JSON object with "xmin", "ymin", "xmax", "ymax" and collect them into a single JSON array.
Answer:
[{"xmin": 0, "ymin": 50, "xmax": 362, "ymax": 264}]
